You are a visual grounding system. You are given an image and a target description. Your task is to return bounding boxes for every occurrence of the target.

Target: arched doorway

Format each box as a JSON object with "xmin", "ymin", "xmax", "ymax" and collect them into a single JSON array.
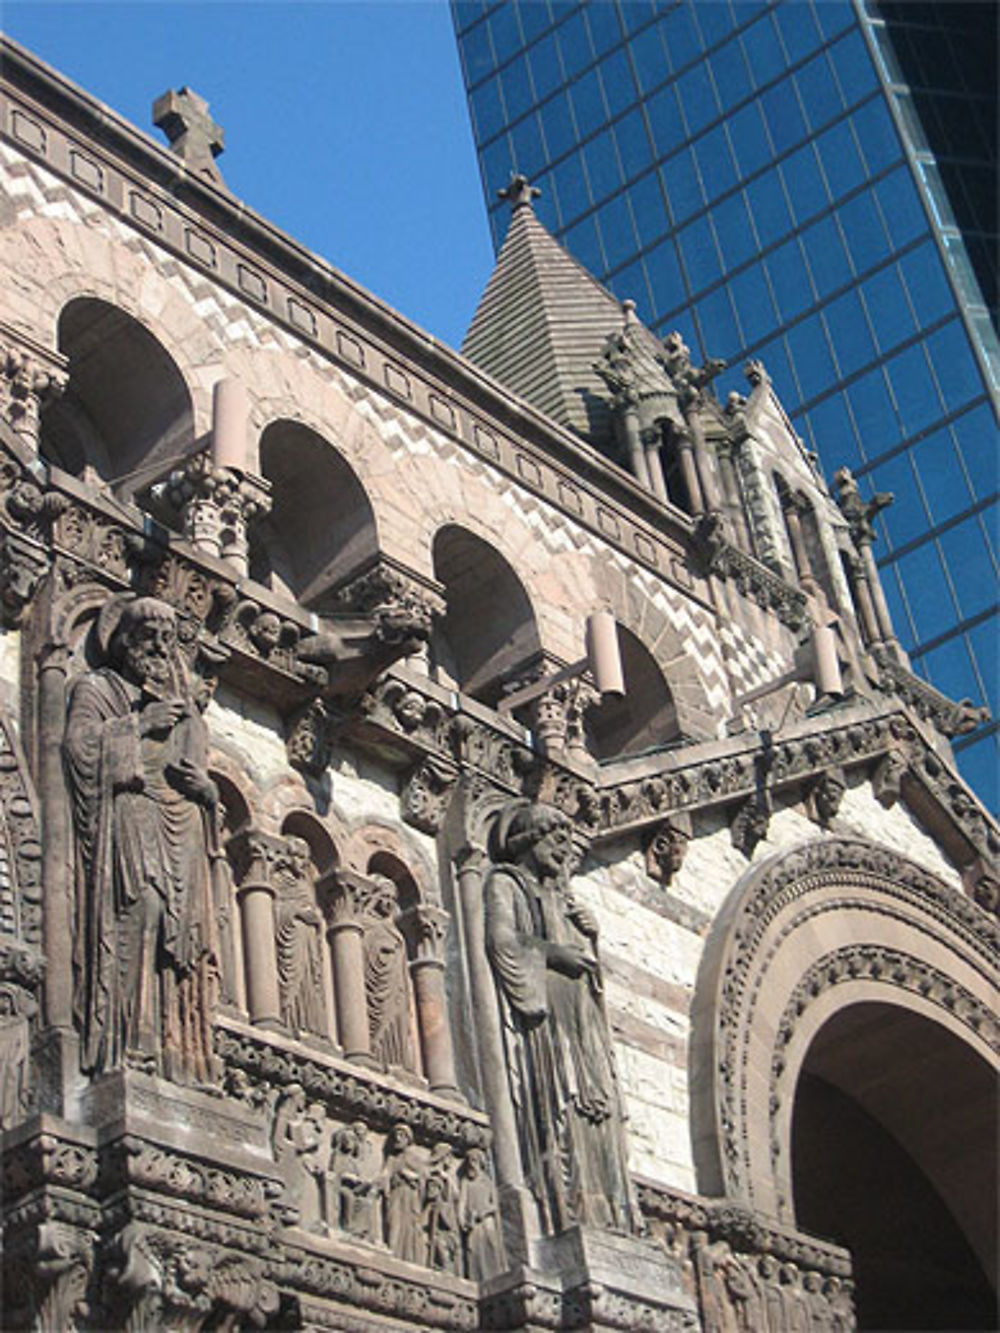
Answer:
[{"xmin": 792, "ymin": 1002, "xmax": 997, "ymax": 1330}]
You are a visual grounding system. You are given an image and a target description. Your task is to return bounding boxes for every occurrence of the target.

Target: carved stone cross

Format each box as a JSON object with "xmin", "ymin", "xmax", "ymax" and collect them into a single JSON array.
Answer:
[
  {"xmin": 498, "ymin": 173, "xmax": 540, "ymax": 213},
  {"xmin": 152, "ymin": 87, "xmax": 226, "ymax": 187}
]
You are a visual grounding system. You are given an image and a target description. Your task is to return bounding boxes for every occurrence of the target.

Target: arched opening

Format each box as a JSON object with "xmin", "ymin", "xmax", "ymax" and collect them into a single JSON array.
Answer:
[
  {"xmin": 40, "ymin": 298, "xmax": 194, "ymax": 494},
  {"xmin": 792, "ymin": 1002, "xmax": 997, "ymax": 1330},
  {"xmin": 251, "ymin": 421, "xmax": 378, "ymax": 608},
  {"xmin": 430, "ymin": 525, "xmax": 542, "ymax": 706},
  {"xmin": 588, "ymin": 623, "xmax": 678, "ymax": 760}
]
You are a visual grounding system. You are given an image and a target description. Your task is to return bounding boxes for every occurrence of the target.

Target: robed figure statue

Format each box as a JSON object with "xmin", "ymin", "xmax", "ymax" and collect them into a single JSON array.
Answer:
[
  {"xmin": 64, "ymin": 595, "xmax": 220, "ymax": 1085},
  {"xmin": 484, "ymin": 800, "xmax": 637, "ymax": 1236}
]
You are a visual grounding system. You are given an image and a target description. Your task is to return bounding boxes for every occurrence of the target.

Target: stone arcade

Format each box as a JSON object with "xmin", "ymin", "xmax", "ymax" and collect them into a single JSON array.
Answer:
[{"xmin": 0, "ymin": 40, "xmax": 997, "ymax": 1333}]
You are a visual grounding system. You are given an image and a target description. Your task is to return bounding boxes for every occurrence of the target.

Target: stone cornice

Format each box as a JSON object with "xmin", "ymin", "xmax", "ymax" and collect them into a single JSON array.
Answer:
[{"xmin": 0, "ymin": 40, "xmax": 715, "ymax": 611}]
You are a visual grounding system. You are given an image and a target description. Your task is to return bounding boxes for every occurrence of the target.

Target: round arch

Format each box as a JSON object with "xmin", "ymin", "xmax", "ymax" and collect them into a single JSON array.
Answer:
[
  {"xmin": 251, "ymin": 419, "xmax": 379, "ymax": 607},
  {"xmin": 689, "ymin": 837, "xmax": 999, "ymax": 1228},
  {"xmin": 430, "ymin": 524, "xmax": 542, "ymax": 706},
  {"xmin": 41, "ymin": 297, "xmax": 195, "ymax": 493}
]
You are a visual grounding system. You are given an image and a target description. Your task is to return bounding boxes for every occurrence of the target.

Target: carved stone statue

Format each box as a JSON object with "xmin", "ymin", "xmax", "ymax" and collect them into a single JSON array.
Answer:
[
  {"xmin": 275, "ymin": 836, "xmax": 327, "ymax": 1037},
  {"xmin": 423, "ymin": 1144, "xmax": 460, "ymax": 1275},
  {"xmin": 272, "ymin": 1084, "xmax": 326, "ymax": 1229},
  {"xmin": 329, "ymin": 1120, "xmax": 382, "ymax": 1243},
  {"xmin": 457, "ymin": 1147, "xmax": 502, "ymax": 1280},
  {"xmin": 382, "ymin": 1122, "xmax": 425, "ymax": 1264},
  {"xmin": 362, "ymin": 877, "xmax": 415, "ymax": 1072},
  {"xmin": 0, "ymin": 983, "xmax": 34, "ymax": 1128},
  {"xmin": 484, "ymin": 800, "xmax": 637, "ymax": 1235},
  {"xmin": 64, "ymin": 595, "xmax": 220, "ymax": 1085}
]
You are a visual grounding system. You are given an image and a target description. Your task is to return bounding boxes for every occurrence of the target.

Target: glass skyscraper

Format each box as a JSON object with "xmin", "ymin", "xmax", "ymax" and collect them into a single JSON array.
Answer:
[{"xmin": 453, "ymin": 0, "xmax": 998, "ymax": 807}]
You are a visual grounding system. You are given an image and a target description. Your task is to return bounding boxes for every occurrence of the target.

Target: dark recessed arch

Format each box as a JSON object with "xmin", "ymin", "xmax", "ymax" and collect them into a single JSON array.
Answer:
[
  {"xmin": 793, "ymin": 1002, "xmax": 997, "ymax": 1329},
  {"xmin": 430, "ymin": 525, "xmax": 542, "ymax": 705},
  {"xmin": 252, "ymin": 420, "xmax": 378, "ymax": 607},
  {"xmin": 588, "ymin": 622, "xmax": 678, "ymax": 760},
  {"xmin": 41, "ymin": 298, "xmax": 194, "ymax": 492}
]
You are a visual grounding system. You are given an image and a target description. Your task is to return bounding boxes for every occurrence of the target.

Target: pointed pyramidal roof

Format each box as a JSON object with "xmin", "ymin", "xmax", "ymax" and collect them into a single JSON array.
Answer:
[{"xmin": 463, "ymin": 176, "xmax": 629, "ymax": 449}]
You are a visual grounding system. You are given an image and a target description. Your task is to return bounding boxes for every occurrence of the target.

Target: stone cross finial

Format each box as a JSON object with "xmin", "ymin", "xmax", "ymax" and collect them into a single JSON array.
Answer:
[
  {"xmin": 498, "ymin": 173, "xmax": 541, "ymax": 212},
  {"xmin": 153, "ymin": 87, "xmax": 226, "ymax": 186}
]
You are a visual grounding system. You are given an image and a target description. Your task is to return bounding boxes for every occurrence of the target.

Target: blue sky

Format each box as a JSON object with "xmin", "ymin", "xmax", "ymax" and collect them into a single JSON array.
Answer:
[{"xmin": 3, "ymin": 1, "xmax": 495, "ymax": 350}]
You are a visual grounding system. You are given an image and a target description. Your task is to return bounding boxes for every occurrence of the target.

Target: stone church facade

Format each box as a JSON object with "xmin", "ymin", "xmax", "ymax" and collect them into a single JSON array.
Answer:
[{"xmin": 0, "ymin": 38, "xmax": 996, "ymax": 1333}]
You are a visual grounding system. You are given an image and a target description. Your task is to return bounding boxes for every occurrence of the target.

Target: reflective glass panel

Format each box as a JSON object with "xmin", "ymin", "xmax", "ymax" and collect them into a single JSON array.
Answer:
[
  {"xmin": 584, "ymin": 128, "xmax": 621, "ymax": 203},
  {"xmin": 886, "ymin": 343, "xmax": 946, "ymax": 435},
  {"xmin": 911, "ymin": 427, "xmax": 975, "ymax": 525},
  {"xmin": 741, "ymin": 14, "xmax": 786, "ymax": 87},
  {"xmin": 728, "ymin": 100, "xmax": 773, "ymax": 176},
  {"xmin": 926, "ymin": 320, "xmax": 986, "ymax": 414},
  {"xmin": 746, "ymin": 168, "xmax": 792, "ymax": 247},
  {"xmin": 847, "ymin": 368, "xmax": 903, "ymax": 449},
  {"xmin": 816, "ymin": 119, "xmax": 867, "ymax": 195},
  {"xmin": 851, "ymin": 97, "xmax": 901, "ymax": 175},
  {"xmin": 555, "ymin": 9, "xmax": 593, "ymax": 74},
  {"xmin": 787, "ymin": 313, "xmax": 838, "ymax": 399},
  {"xmin": 861, "ymin": 266, "xmax": 916, "ymax": 354},
  {"xmin": 646, "ymin": 83, "xmax": 685, "ymax": 157},
  {"xmin": 801, "ymin": 215, "xmax": 852, "ymax": 298},
  {"xmin": 938, "ymin": 513, "xmax": 997, "ymax": 619},
  {"xmin": 662, "ymin": 5, "xmax": 702, "ymax": 69},
  {"xmin": 839, "ymin": 190, "xmax": 891, "ymax": 272},
  {"xmin": 600, "ymin": 47, "xmax": 639, "ymax": 116},
  {"xmin": 570, "ymin": 67, "xmax": 607, "ymax": 137},
  {"xmin": 644, "ymin": 236, "xmax": 686, "ymax": 316},
  {"xmin": 714, "ymin": 192, "xmax": 756, "ymax": 268},
  {"xmin": 761, "ymin": 79, "xmax": 807, "ymax": 153},
  {"xmin": 898, "ymin": 242, "xmax": 954, "ymax": 327},
  {"xmin": 766, "ymin": 238, "xmax": 814, "ymax": 320},
  {"xmin": 795, "ymin": 53, "xmax": 843, "ymax": 132},
  {"xmin": 662, "ymin": 146, "xmax": 704, "ymax": 223},
  {"xmin": 828, "ymin": 27, "xmax": 878, "ymax": 104},
  {"xmin": 614, "ymin": 107, "xmax": 653, "ymax": 178},
  {"xmin": 694, "ymin": 124, "xmax": 738, "ymax": 201},
  {"xmin": 825, "ymin": 289, "xmax": 877, "ymax": 377},
  {"xmin": 781, "ymin": 143, "xmax": 829, "ymax": 224},
  {"xmin": 678, "ymin": 214, "xmax": 723, "ymax": 289},
  {"xmin": 629, "ymin": 170, "xmax": 670, "ymax": 247},
  {"xmin": 676, "ymin": 63, "xmax": 719, "ymax": 134},
  {"xmin": 774, "ymin": 2, "xmax": 822, "ymax": 62}
]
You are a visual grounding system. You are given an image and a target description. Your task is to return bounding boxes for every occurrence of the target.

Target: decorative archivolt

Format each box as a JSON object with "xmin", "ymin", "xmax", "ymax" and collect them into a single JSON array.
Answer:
[{"xmin": 689, "ymin": 836, "xmax": 1000, "ymax": 1222}]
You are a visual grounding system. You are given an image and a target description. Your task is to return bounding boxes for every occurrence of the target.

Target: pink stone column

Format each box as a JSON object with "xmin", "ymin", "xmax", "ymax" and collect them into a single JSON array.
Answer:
[
  {"xmin": 404, "ymin": 905, "xmax": 458, "ymax": 1096},
  {"xmin": 320, "ymin": 870, "xmax": 375, "ymax": 1067},
  {"xmin": 230, "ymin": 830, "xmax": 283, "ymax": 1030}
]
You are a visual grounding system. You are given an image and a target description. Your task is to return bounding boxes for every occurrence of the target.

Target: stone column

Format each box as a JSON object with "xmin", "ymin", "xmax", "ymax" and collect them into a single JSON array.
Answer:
[
  {"xmin": 781, "ymin": 493, "xmax": 820, "ymax": 597},
  {"xmin": 716, "ymin": 438, "xmax": 752, "ymax": 551},
  {"xmin": 402, "ymin": 904, "xmax": 458, "ymax": 1096},
  {"xmin": 453, "ymin": 846, "xmax": 523, "ymax": 1191},
  {"xmin": 320, "ymin": 869, "xmax": 376, "ymax": 1067},
  {"xmin": 843, "ymin": 550, "xmax": 881, "ymax": 647},
  {"xmin": 859, "ymin": 540, "xmax": 901, "ymax": 656},
  {"xmin": 37, "ymin": 642, "xmax": 74, "ymax": 1032},
  {"xmin": 619, "ymin": 405, "xmax": 651, "ymax": 490},
  {"xmin": 0, "ymin": 331, "xmax": 67, "ymax": 451},
  {"xmin": 672, "ymin": 427, "xmax": 705, "ymax": 516},
  {"xmin": 641, "ymin": 427, "xmax": 668, "ymax": 502},
  {"xmin": 230, "ymin": 830, "xmax": 284, "ymax": 1030}
]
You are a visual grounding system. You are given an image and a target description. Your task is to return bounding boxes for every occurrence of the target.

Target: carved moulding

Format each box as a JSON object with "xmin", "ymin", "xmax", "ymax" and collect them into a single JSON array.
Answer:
[
  {"xmin": 637, "ymin": 1178, "xmax": 855, "ymax": 1333},
  {"xmin": 872, "ymin": 645, "xmax": 991, "ymax": 740},
  {"xmin": 689, "ymin": 837, "xmax": 1000, "ymax": 1226},
  {"xmin": 0, "ymin": 713, "xmax": 43, "ymax": 948},
  {"xmin": 216, "ymin": 1018, "xmax": 491, "ymax": 1154}
]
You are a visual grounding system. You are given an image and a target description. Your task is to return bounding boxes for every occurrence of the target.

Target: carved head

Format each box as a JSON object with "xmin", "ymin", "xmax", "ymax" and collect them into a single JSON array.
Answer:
[
  {"xmin": 251, "ymin": 611, "xmax": 282, "ymax": 654},
  {"xmin": 369, "ymin": 875, "xmax": 398, "ymax": 919},
  {"xmin": 462, "ymin": 1147, "xmax": 485, "ymax": 1177},
  {"xmin": 284, "ymin": 835, "xmax": 312, "ymax": 878},
  {"xmin": 114, "ymin": 597, "xmax": 178, "ymax": 690},
  {"xmin": 388, "ymin": 1122, "xmax": 413, "ymax": 1152},
  {"xmin": 494, "ymin": 802, "xmax": 578, "ymax": 880}
]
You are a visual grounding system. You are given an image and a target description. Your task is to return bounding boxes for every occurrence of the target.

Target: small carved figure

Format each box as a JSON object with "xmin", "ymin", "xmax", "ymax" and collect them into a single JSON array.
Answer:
[
  {"xmin": 275, "ymin": 836, "xmax": 327, "ymax": 1037},
  {"xmin": 422, "ymin": 1144, "xmax": 460, "ymax": 1274},
  {"xmin": 457, "ymin": 1147, "xmax": 502, "ymax": 1281},
  {"xmin": 484, "ymin": 800, "xmax": 637, "ymax": 1235},
  {"xmin": 0, "ymin": 984, "xmax": 34, "ymax": 1128},
  {"xmin": 64, "ymin": 595, "xmax": 220, "ymax": 1085},
  {"xmin": 329, "ymin": 1120, "xmax": 382, "ymax": 1243},
  {"xmin": 362, "ymin": 878, "xmax": 415, "ymax": 1072},
  {"xmin": 383, "ymin": 1122, "xmax": 425, "ymax": 1265},
  {"xmin": 272, "ymin": 1084, "xmax": 325, "ymax": 1228}
]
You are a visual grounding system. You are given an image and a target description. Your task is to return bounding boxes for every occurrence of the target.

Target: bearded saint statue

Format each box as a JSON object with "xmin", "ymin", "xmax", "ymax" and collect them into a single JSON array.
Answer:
[
  {"xmin": 484, "ymin": 800, "xmax": 638, "ymax": 1236},
  {"xmin": 64, "ymin": 595, "xmax": 220, "ymax": 1085}
]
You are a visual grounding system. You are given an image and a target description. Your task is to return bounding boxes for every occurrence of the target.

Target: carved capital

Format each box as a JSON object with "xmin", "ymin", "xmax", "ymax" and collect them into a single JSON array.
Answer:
[
  {"xmin": 228, "ymin": 828, "xmax": 290, "ymax": 893},
  {"xmin": 164, "ymin": 452, "xmax": 271, "ymax": 571},
  {"xmin": 3, "ymin": 1221, "xmax": 94, "ymax": 1333},
  {"xmin": 0, "ymin": 529, "xmax": 51, "ymax": 626},
  {"xmin": 401, "ymin": 904, "xmax": 450, "ymax": 964},
  {"xmin": 318, "ymin": 867, "xmax": 375, "ymax": 926},
  {"xmin": 0, "ymin": 332, "xmax": 68, "ymax": 447}
]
